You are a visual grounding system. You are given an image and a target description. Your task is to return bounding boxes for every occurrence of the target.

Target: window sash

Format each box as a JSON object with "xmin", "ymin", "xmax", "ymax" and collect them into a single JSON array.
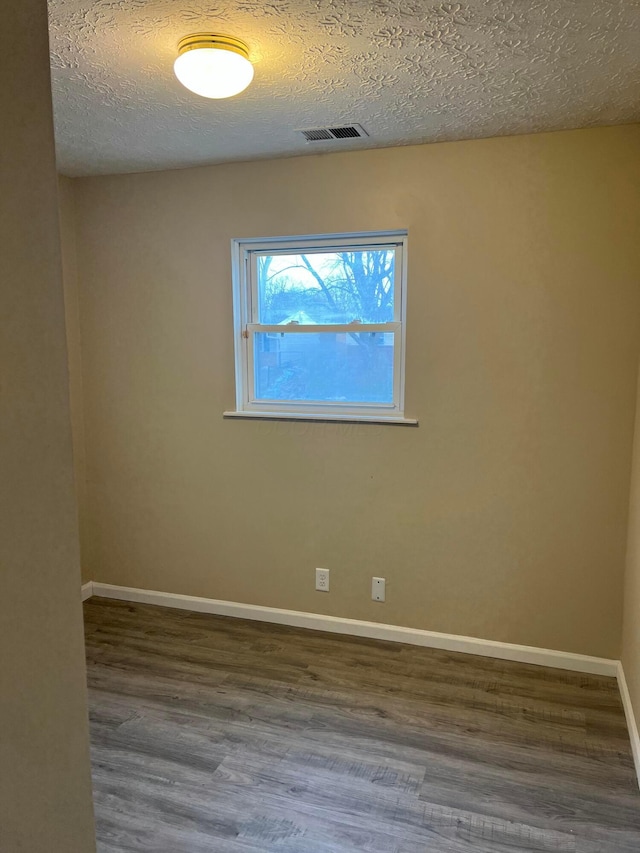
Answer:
[
  {"xmin": 246, "ymin": 323, "xmax": 398, "ymax": 334},
  {"xmin": 247, "ymin": 241, "xmax": 404, "ymax": 325},
  {"xmin": 246, "ymin": 326, "xmax": 402, "ymax": 412}
]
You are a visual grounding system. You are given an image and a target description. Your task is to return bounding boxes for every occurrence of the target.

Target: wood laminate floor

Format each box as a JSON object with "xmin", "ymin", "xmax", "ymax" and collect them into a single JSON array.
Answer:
[{"xmin": 84, "ymin": 597, "xmax": 640, "ymax": 853}]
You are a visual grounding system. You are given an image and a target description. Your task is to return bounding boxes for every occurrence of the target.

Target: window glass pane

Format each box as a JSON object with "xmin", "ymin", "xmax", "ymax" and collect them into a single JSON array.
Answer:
[
  {"xmin": 256, "ymin": 250, "xmax": 395, "ymax": 325},
  {"xmin": 253, "ymin": 332, "xmax": 394, "ymax": 404}
]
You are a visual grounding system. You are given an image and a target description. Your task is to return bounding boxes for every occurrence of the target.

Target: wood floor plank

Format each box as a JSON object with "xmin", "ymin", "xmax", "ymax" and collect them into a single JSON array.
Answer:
[{"xmin": 85, "ymin": 598, "xmax": 640, "ymax": 852}]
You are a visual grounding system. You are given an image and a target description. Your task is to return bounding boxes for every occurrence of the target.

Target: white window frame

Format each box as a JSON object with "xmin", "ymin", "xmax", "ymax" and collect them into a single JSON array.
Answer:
[{"xmin": 225, "ymin": 230, "xmax": 415, "ymax": 424}]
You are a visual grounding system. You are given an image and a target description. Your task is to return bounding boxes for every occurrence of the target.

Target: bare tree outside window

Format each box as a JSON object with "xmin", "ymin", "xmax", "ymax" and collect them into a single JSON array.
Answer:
[{"xmin": 258, "ymin": 251, "xmax": 395, "ymax": 325}]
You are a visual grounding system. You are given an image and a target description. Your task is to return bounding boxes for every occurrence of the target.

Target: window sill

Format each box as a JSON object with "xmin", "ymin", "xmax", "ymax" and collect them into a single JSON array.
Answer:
[{"xmin": 223, "ymin": 411, "xmax": 418, "ymax": 426}]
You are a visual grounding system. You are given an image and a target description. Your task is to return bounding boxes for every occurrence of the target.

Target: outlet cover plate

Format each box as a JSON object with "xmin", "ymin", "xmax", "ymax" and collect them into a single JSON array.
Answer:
[
  {"xmin": 316, "ymin": 568, "xmax": 330, "ymax": 592},
  {"xmin": 372, "ymin": 577, "xmax": 386, "ymax": 602}
]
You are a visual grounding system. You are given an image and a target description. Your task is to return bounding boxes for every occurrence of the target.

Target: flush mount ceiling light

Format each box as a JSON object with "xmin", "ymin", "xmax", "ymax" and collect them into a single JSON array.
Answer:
[{"xmin": 174, "ymin": 33, "xmax": 254, "ymax": 99}]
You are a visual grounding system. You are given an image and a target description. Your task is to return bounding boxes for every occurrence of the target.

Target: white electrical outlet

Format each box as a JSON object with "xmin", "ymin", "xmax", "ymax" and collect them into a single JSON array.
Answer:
[
  {"xmin": 315, "ymin": 568, "xmax": 330, "ymax": 592},
  {"xmin": 372, "ymin": 577, "xmax": 385, "ymax": 602}
]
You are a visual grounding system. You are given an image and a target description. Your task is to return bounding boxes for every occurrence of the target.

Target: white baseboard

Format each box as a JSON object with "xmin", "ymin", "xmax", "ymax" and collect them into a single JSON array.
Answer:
[
  {"xmin": 87, "ymin": 582, "xmax": 617, "ymax": 677},
  {"xmin": 617, "ymin": 662, "xmax": 640, "ymax": 790},
  {"xmin": 81, "ymin": 581, "xmax": 93, "ymax": 601}
]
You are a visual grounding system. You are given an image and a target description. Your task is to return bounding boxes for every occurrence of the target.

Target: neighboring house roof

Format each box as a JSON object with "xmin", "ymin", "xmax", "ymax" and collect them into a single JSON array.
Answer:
[{"xmin": 278, "ymin": 311, "xmax": 318, "ymax": 326}]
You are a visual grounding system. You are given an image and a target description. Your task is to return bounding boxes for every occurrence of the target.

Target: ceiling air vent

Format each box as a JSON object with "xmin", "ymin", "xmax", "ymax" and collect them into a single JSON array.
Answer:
[{"xmin": 298, "ymin": 124, "xmax": 368, "ymax": 142}]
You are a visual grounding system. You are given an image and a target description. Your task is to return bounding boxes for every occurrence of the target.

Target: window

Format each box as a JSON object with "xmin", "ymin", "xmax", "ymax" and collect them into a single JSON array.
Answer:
[{"xmin": 227, "ymin": 231, "xmax": 412, "ymax": 423}]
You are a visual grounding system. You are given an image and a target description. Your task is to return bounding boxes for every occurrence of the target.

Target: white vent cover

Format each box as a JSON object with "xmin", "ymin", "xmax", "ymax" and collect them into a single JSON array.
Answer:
[{"xmin": 298, "ymin": 124, "xmax": 369, "ymax": 142}]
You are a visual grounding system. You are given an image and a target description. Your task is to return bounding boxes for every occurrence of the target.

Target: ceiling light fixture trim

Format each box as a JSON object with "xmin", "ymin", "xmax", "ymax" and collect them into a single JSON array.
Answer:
[{"xmin": 174, "ymin": 32, "xmax": 254, "ymax": 100}]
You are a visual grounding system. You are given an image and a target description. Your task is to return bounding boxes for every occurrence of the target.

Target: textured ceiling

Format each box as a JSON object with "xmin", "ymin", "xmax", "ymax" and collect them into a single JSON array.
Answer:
[{"xmin": 48, "ymin": 0, "xmax": 640, "ymax": 177}]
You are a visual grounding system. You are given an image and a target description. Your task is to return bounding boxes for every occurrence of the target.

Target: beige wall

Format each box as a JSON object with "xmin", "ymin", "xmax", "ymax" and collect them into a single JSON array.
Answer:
[
  {"xmin": 59, "ymin": 177, "xmax": 90, "ymax": 583},
  {"xmin": 0, "ymin": 0, "xmax": 95, "ymax": 850},
  {"xmin": 623, "ymin": 364, "xmax": 640, "ymax": 731},
  {"xmin": 71, "ymin": 124, "xmax": 640, "ymax": 658}
]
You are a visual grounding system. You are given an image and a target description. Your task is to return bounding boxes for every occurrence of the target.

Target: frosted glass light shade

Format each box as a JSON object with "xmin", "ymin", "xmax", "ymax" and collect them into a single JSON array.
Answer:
[{"xmin": 174, "ymin": 34, "xmax": 254, "ymax": 99}]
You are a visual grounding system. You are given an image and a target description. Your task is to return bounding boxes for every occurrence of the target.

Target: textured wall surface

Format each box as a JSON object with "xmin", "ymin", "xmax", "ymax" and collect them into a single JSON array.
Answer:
[
  {"xmin": 0, "ymin": 0, "xmax": 96, "ymax": 849},
  {"xmin": 48, "ymin": 0, "xmax": 640, "ymax": 176},
  {"xmin": 71, "ymin": 125, "xmax": 640, "ymax": 659}
]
